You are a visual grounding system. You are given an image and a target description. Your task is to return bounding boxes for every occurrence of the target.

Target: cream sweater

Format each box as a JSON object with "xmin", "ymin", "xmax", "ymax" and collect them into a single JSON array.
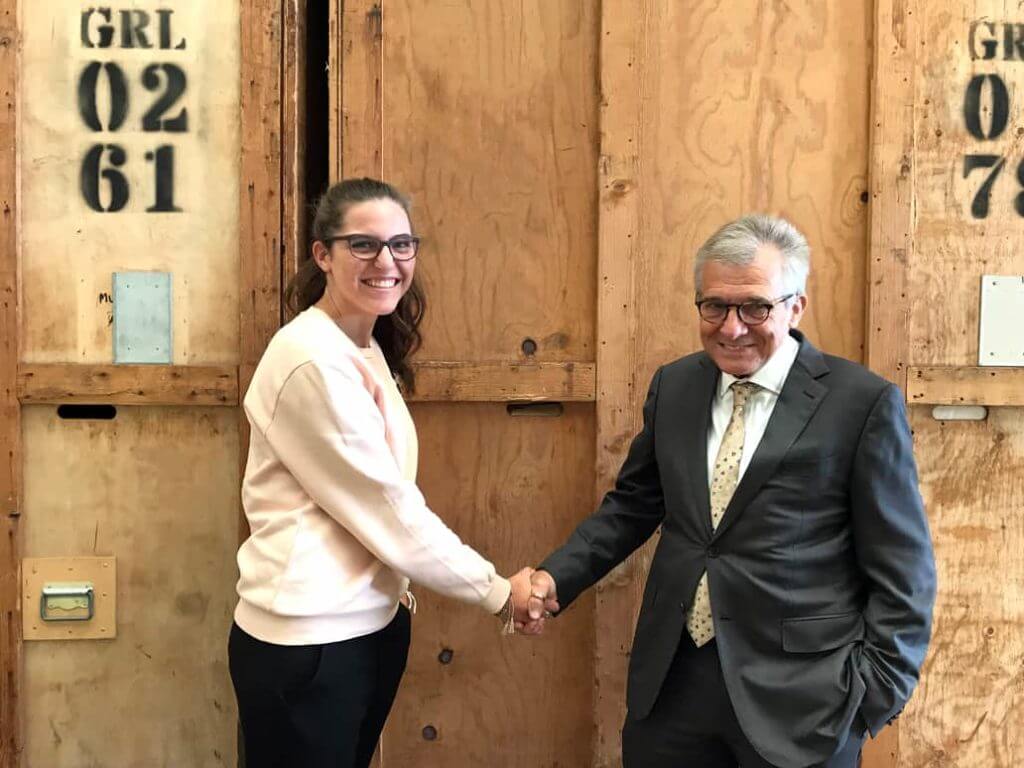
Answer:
[{"xmin": 234, "ymin": 307, "xmax": 511, "ymax": 645}]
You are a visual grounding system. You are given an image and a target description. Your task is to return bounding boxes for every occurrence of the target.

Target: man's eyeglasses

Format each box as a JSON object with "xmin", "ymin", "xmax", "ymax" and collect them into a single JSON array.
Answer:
[
  {"xmin": 323, "ymin": 234, "xmax": 420, "ymax": 262},
  {"xmin": 695, "ymin": 294, "xmax": 795, "ymax": 326}
]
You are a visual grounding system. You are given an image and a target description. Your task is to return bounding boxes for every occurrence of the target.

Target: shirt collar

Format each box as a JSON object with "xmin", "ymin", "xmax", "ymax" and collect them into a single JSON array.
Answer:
[{"xmin": 717, "ymin": 332, "xmax": 800, "ymax": 399}]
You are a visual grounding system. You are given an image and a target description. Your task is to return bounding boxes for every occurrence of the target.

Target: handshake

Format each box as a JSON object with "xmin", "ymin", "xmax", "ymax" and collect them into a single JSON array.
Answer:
[{"xmin": 504, "ymin": 567, "xmax": 560, "ymax": 635}]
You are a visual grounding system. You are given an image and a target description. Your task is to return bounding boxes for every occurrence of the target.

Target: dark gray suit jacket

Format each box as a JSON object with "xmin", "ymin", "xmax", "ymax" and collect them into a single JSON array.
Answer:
[{"xmin": 539, "ymin": 331, "xmax": 936, "ymax": 768}]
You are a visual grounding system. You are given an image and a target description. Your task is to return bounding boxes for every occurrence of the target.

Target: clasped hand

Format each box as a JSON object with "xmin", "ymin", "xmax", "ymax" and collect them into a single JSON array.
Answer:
[{"xmin": 506, "ymin": 567, "xmax": 559, "ymax": 635}]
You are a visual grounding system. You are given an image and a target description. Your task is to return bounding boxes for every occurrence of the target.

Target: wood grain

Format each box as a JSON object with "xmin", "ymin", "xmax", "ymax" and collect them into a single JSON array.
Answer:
[
  {"xmin": 240, "ymin": 0, "xmax": 285, "ymax": 557},
  {"xmin": 381, "ymin": 0, "xmax": 599, "ymax": 363},
  {"xmin": 240, "ymin": 0, "xmax": 284, "ymax": 378},
  {"xmin": 593, "ymin": 1, "xmax": 649, "ymax": 763},
  {"xmin": 865, "ymin": 0, "xmax": 917, "ymax": 394},
  {"xmin": 0, "ymin": 0, "xmax": 20, "ymax": 762},
  {"xmin": 408, "ymin": 361, "xmax": 595, "ymax": 403},
  {"xmin": 908, "ymin": 366, "xmax": 1024, "ymax": 407},
  {"xmin": 908, "ymin": 5, "xmax": 1024, "ymax": 367},
  {"xmin": 872, "ymin": 3, "xmax": 1024, "ymax": 767},
  {"xmin": 384, "ymin": 403, "xmax": 596, "ymax": 767},
  {"xmin": 283, "ymin": 0, "xmax": 310, "ymax": 289},
  {"xmin": 19, "ymin": 4, "xmax": 242, "ymax": 366},
  {"xmin": 17, "ymin": 364, "xmax": 238, "ymax": 407},
  {"xmin": 862, "ymin": 0, "xmax": 918, "ymax": 762},
  {"xmin": 903, "ymin": 408, "xmax": 1024, "ymax": 768},
  {"xmin": 337, "ymin": 0, "xmax": 383, "ymax": 180},
  {"xmin": 21, "ymin": 406, "xmax": 240, "ymax": 766}
]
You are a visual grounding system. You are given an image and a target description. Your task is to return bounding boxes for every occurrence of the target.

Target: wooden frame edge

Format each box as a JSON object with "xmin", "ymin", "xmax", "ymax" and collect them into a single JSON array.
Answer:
[
  {"xmin": 862, "ymin": 1, "xmax": 916, "ymax": 764},
  {"xmin": 0, "ymin": 0, "xmax": 21, "ymax": 763},
  {"xmin": 907, "ymin": 366, "xmax": 1024, "ymax": 407},
  {"xmin": 865, "ymin": 0, "xmax": 917, "ymax": 396},
  {"xmin": 16, "ymin": 364, "xmax": 239, "ymax": 407},
  {"xmin": 239, "ymin": 1, "xmax": 284, "ymax": 529}
]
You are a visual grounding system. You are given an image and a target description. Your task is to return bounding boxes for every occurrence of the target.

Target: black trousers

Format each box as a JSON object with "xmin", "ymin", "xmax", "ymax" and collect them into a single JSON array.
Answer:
[
  {"xmin": 228, "ymin": 606, "xmax": 411, "ymax": 768},
  {"xmin": 622, "ymin": 636, "xmax": 865, "ymax": 768}
]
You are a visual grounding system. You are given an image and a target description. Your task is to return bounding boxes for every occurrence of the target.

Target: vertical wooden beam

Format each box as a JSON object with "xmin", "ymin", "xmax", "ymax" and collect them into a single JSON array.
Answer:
[
  {"xmin": 866, "ymin": 0, "xmax": 916, "ymax": 393},
  {"xmin": 863, "ymin": 1, "xmax": 916, "ymax": 766},
  {"xmin": 337, "ymin": 0, "xmax": 384, "ymax": 180},
  {"xmin": 283, "ymin": 0, "xmax": 309, "ymax": 291},
  {"xmin": 239, "ymin": 0, "xmax": 284, "ymax": 538},
  {"xmin": 0, "ymin": 0, "xmax": 21, "ymax": 763},
  {"xmin": 328, "ymin": 0, "xmax": 341, "ymax": 182},
  {"xmin": 594, "ymin": 2, "xmax": 649, "ymax": 766}
]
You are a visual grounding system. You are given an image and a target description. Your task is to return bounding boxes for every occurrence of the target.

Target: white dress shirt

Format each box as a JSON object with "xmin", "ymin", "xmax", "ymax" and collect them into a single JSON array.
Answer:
[{"xmin": 706, "ymin": 334, "xmax": 800, "ymax": 487}]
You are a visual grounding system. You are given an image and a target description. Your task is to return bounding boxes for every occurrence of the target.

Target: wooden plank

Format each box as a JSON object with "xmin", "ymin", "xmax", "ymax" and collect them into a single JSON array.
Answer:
[
  {"xmin": 16, "ymin": 365, "xmax": 238, "ymax": 407},
  {"xmin": 865, "ymin": 0, "xmax": 917, "ymax": 391},
  {"xmin": 240, "ymin": 0, "xmax": 284, "ymax": 379},
  {"xmin": 283, "ymin": 0, "xmax": 309, "ymax": 290},
  {"xmin": 902, "ymin": 408, "xmax": 1024, "ymax": 767},
  {"xmin": 382, "ymin": 0, "xmax": 599, "ymax": 363},
  {"xmin": 20, "ymin": 6, "xmax": 242, "ymax": 367},
  {"xmin": 593, "ymin": 1, "xmax": 647, "ymax": 764},
  {"xmin": 383, "ymin": 403, "xmax": 596, "ymax": 767},
  {"xmin": 907, "ymin": 367, "xmax": 1024, "ymax": 407},
  {"xmin": 338, "ymin": 0, "xmax": 383, "ymax": 179},
  {"xmin": 408, "ymin": 362, "xmax": 596, "ymax": 403},
  {"xmin": 907, "ymin": 15, "xmax": 1023, "ymax": 368},
  {"xmin": 886, "ymin": 5, "xmax": 1024, "ymax": 764},
  {"xmin": 16, "ymin": 362, "xmax": 597, "ymax": 406},
  {"xmin": 21, "ymin": 407, "xmax": 240, "ymax": 765},
  {"xmin": 0, "ymin": 0, "xmax": 20, "ymax": 760},
  {"xmin": 240, "ymin": 0, "xmax": 284, "ymax": 549}
]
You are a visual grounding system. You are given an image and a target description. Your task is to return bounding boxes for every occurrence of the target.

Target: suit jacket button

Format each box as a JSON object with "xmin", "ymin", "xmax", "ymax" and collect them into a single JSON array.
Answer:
[{"xmin": 707, "ymin": 546, "xmax": 719, "ymax": 558}]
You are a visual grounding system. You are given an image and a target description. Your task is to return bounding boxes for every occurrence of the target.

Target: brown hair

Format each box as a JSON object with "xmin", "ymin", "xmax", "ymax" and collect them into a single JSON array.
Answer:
[{"xmin": 284, "ymin": 178, "xmax": 426, "ymax": 393}]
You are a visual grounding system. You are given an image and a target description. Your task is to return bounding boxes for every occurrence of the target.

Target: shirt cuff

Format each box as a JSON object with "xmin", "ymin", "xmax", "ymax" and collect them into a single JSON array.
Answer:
[{"xmin": 482, "ymin": 575, "xmax": 512, "ymax": 615}]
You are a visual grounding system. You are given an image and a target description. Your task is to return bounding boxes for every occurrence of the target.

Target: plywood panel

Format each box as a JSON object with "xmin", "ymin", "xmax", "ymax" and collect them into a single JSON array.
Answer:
[
  {"xmin": 901, "ymin": 408, "xmax": 1024, "ymax": 767},
  {"xmin": 1, "ymin": 0, "xmax": 21, "ymax": 759},
  {"xmin": 381, "ymin": 0, "xmax": 599, "ymax": 363},
  {"xmin": 869, "ymin": 4, "xmax": 1024, "ymax": 767},
  {"xmin": 909, "ymin": 5, "xmax": 1024, "ymax": 367},
  {"xmin": 630, "ymin": 1, "xmax": 870, "ymax": 367},
  {"xmin": 866, "ymin": 0, "xmax": 918, "ymax": 392},
  {"xmin": 22, "ymin": 406, "xmax": 239, "ymax": 767},
  {"xmin": 595, "ymin": 3, "xmax": 873, "ymax": 763},
  {"xmin": 19, "ymin": 2, "xmax": 241, "ymax": 364},
  {"xmin": 382, "ymin": 403, "xmax": 595, "ymax": 767},
  {"xmin": 593, "ymin": 3, "xmax": 650, "ymax": 762}
]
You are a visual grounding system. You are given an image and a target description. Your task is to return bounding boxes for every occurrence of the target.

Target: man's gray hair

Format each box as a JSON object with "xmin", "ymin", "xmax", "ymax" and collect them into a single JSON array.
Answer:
[{"xmin": 693, "ymin": 214, "xmax": 810, "ymax": 296}]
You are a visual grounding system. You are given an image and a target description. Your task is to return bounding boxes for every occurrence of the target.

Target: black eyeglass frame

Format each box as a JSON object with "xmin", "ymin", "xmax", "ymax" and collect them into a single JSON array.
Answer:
[
  {"xmin": 694, "ymin": 293, "xmax": 797, "ymax": 326},
  {"xmin": 321, "ymin": 233, "xmax": 421, "ymax": 262}
]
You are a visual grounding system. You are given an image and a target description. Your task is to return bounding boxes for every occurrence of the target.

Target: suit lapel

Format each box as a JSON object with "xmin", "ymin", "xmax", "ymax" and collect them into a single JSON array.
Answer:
[
  {"xmin": 712, "ymin": 337, "xmax": 829, "ymax": 540},
  {"xmin": 682, "ymin": 355, "xmax": 718, "ymax": 536}
]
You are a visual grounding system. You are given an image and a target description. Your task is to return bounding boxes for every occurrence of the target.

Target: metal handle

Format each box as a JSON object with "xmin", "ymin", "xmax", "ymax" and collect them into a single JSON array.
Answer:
[{"xmin": 40, "ymin": 582, "xmax": 95, "ymax": 622}]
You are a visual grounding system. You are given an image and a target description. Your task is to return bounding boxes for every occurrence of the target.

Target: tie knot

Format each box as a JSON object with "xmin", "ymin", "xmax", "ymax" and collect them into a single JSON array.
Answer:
[{"xmin": 731, "ymin": 381, "xmax": 758, "ymax": 407}]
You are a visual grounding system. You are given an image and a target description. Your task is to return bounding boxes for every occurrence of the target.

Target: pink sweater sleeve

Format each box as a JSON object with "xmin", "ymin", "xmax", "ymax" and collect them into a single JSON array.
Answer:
[{"xmin": 261, "ymin": 360, "xmax": 510, "ymax": 614}]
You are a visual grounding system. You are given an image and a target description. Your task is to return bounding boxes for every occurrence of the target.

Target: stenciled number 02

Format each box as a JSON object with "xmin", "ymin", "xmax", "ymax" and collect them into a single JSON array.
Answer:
[{"xmin": 78, "ymin": 61, "xmax": 188, "ymax": 213}]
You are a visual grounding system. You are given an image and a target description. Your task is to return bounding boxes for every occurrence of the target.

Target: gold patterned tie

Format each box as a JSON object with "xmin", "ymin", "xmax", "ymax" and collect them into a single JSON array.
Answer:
[{"xmin": 687, "ymin": 381, "xmax": 758, "ymax": 647}]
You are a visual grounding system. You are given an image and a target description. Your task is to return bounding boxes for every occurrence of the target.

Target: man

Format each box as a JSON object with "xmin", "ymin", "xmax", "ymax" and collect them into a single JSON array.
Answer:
[{"xmin": 521, "ymin": 215, "xmax": 936, "ymax": 767}]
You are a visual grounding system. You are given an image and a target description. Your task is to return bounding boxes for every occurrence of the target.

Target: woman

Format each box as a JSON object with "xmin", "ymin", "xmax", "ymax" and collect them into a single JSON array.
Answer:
[{"xmin": 228, "ymin": 178, "xmax": 548, "ymax": 767}]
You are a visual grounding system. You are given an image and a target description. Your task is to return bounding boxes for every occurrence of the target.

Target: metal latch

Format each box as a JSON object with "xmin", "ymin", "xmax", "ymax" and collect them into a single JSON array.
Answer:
[{"xmin": 40, "ymin": 582, "xmax": 95, "ymax": 622}]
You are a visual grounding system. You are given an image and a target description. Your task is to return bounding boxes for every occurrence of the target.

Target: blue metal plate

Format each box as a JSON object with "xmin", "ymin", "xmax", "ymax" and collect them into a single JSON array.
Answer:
[{"xmin": 113, "ymin": 272, "xmax": 172, "ymax": 364}]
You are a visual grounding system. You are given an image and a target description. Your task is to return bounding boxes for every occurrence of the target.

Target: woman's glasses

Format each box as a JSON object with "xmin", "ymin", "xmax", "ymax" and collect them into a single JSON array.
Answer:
[{"xmin": 323, "ymin": 234, "xmax": 420, "ymax": 262}]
